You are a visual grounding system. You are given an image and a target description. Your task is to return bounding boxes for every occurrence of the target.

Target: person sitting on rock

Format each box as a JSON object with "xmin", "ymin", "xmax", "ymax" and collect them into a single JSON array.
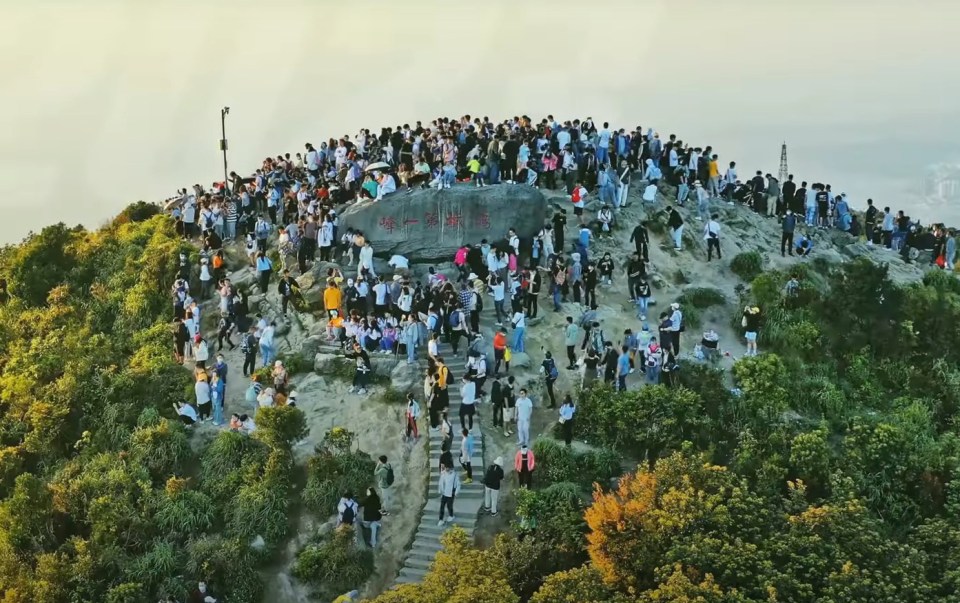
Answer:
[{"xmin": 796, "ymin": 234, "xmax": 814, "ymax": 258}]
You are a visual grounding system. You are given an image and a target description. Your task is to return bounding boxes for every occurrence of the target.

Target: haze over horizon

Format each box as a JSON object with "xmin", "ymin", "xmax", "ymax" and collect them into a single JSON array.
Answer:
[{"xmin": 1, "ymin": 0, "xmax": 958, "ymax": 243}]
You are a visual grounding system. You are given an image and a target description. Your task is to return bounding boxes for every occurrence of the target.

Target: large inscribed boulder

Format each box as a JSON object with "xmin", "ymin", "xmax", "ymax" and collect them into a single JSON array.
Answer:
[{"xmin": 338, "ymin": 185, "xmax": 548, "ymax": 262}]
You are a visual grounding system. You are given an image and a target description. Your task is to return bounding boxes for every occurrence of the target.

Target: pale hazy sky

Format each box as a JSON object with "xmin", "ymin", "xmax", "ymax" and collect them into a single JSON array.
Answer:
[{"xmin": 1, "ymin": 0, "xmax": 958, "ymax": 242}]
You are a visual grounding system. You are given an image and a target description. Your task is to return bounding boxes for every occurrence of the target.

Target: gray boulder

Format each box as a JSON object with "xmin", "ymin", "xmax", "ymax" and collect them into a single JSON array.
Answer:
[
  {"xmin": 509, "ymin": 351, "xmax": 532, "ymax": 369},
  {"xmin": 338, "ymin": 185, "xmax": 548, "ymax": 262},
  {"xmin": 314, "ymin": 352, "xmax": 341, "ymax": 373},
  {"xmin": 390, "ymin": 361, "xmax": 421, "ymax": 393}
]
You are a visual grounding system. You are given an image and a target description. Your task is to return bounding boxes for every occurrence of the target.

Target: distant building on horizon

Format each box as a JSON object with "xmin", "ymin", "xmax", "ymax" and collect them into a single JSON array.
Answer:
[{"xmin": 923, "ymin": 163, "xmax": 960, "ymax": 203}]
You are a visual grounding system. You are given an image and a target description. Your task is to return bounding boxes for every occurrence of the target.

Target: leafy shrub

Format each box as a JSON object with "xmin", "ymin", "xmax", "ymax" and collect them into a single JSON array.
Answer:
[
  {"xmin": 730, "ymin": 251, "xmax": 763, "ymax": 282},
  {"xmin": 677, "ymin": 287, "xmax": 726, "ymax": 309},
  {"xmin": 302, "ymin": 428, "xmax": 375, "ymax": 516},
  {"xmin": 199, "ymin": 431, "xmax": 270, "ymax": 504},
  {"xmin": 155, "ymin": 478, "xmax": 216, "ymax": 537},
  {"xmin": 575, "ymin": 384, "xmax": 709, "ymax": 462},
  {"xmin": 293, "ymin": 527, "xmax": 374, "ymax": 597},
  {"xmin": 128, "ymin": 419, "xmax": 192, "ymax": 481},
  {"xmin": 228, "ymin": 467, "xmax": 291, "ymax": 545},
  {"xmin": 254, "ymin": 406, "xmax": 308, "ymax": 449},
  {"xmin": 532, "ymin": 439, "xmax": 622, "ymax": 490},
  {"xmin": 185, "ymin": 535, "xmax": 264, "ymax": 603}
]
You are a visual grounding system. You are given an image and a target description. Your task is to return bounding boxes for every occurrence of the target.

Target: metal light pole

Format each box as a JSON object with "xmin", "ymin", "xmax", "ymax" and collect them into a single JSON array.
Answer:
[{"xmin": 220, "ymin": 106, "xmax": 230, "ymax": 196}]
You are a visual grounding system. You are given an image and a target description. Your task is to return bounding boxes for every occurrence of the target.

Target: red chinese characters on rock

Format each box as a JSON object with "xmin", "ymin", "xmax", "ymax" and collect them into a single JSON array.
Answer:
[
  {"xmin": 445, "ymin": 213, "xmax": 462, "ymax": 227},
  {"xmin": 378, "ymin": 216, "xmax": 397, "ymax": 233},
  {"xmin": 425, "ymin": 212, "xmax": 439, "ymax": 229},
  {"xmin": 474, "ymin": 212, "xmax": 490, "ymax": 229}
]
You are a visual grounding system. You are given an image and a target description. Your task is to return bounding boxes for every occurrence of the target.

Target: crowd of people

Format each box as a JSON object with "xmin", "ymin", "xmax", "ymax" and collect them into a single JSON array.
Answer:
[{"xmin": 163, "ymin": 112, "xmax": 945, "ymax": 598}]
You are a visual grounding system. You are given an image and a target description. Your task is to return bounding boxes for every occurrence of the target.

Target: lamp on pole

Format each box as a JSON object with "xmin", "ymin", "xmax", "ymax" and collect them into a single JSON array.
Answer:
[{"xmin": 220, "ymin": 106, "xmax": 230, "ymax": 197}]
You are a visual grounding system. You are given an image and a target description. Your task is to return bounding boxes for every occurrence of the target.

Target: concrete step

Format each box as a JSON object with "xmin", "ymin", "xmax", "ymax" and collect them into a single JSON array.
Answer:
[
  {"xmin": 417, "ymin": 518, "xmax": 476, "ymax": 535},
  {"xmin": 402, "ymin": 555, "xmax": 434, "ymax": 571},
  {"xmin": 407, "ymin": 538, "xmax": 445, "ymax": 553},
  {"xmin": 397, "ymin": 566, "xmax": 428, "ymax": 582}
]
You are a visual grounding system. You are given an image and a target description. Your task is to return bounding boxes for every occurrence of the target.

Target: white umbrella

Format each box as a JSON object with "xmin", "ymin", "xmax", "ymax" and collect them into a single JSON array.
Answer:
[
  {"xmin": 365, "ymin": 161, "xmax": 390, "ymax": 173},
  {"xmin": 164, "ymin": 196, "xmax": 184, "ymax": 211}
]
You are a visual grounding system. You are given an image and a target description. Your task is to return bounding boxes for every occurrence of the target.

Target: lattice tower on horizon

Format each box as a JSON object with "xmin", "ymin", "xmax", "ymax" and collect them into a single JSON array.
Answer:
[{"xmin": 779, "ymin": 142, "xmax": 789, "ymax": 184}]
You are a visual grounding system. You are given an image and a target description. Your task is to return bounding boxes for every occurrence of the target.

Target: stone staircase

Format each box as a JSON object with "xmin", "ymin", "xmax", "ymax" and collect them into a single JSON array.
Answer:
[{"xmin": 393, "ymin": 311, "xmax": 512, "ymax": 585}]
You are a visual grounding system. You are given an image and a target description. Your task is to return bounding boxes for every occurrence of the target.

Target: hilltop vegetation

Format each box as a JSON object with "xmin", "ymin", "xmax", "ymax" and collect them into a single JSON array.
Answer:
[
  {"xmin": 4, "ymin": 200, "xmax": 960, "ymax": 602},
  {"xmin": 369, "ymin": 258, "xmax": 960, "ymax": 603},
  {"xmin": 0, "ymin": 207, "xmax": 309, "ymax": 602}
]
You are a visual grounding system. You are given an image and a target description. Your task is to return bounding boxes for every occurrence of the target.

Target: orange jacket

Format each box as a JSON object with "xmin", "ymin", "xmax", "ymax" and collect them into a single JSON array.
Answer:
[
  {"xmin": 514, "ymin": 449, "xmax": 536, "ymax": 472},
  {"xmin": 493, "ymin": 332, "xmax": 507, "ymax": 351}
]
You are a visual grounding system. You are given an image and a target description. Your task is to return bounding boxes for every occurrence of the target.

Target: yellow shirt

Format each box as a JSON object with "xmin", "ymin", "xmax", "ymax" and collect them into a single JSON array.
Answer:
[
  {"xmin": 467, "ymin": 159, "xmax": 481, "ymax": 174},
  {"xmin": 708, "ymin": 160, "xmax": 720, "ymax": 178}
]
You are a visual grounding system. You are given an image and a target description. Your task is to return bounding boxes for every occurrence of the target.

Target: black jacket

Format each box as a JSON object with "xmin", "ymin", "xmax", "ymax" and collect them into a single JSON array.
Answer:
[{"xmin": 484, "ymin": 464, "xmax": 505, "ymax": 490}]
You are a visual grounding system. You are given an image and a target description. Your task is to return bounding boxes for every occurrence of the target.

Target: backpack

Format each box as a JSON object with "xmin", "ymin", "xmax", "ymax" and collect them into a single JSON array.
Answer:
[
  {"xmin": 341, "ymin": 502, "xmax": 356, "ymax": 525},
  {"xmin": 546, "ymin": 359, "xmax": 559, "ymax": 381},
  {"xmin": 385, "ymin": 465, "xmax": 395, "ymax": 487},
  {"xmin": 474, "ymin": 291, "xmax": 484, "ymax": 312},
  {"xmin": 449, "ymin": 310, "xmax": 461, "ymax": 328}
]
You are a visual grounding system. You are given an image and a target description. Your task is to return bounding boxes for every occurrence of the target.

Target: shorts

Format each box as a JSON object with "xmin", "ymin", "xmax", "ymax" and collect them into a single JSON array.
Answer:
[
  {"xmin": 503, "ymin": 407, "xmax": 515, "ymax": 422},
  {"xmin": 328, "ymin": 309, "xmax": 341, "ymax": 319},
  {"xmin": 745, "ymin": 331, "xmax": 757, "ymax": 342},
  {"xmin": 574, "ymin": 206, "xmax": 584, "ymax": 216}
]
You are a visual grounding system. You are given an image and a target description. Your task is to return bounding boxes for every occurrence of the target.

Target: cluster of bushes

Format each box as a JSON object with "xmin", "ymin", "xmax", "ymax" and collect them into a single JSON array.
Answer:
[
  {"xmin": 359, "ymin": 258, "xmax": 960, "ymax": 602},
  {"xmin": 293, "ymin": 526, "xmax": 374, "ymax": 599},
  {"xmin": 302, "ymin": 427, "xmax": 376, "ymax": 515},
  {"xmin": 0, "ymin": 213, "xmax": 312, "ymax": 601}
]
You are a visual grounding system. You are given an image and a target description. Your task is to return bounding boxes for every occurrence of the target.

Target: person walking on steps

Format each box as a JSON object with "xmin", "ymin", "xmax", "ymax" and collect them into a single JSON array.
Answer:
[
  {"xmin": 483, "ymin": 456, "xmax": 504, "ymax": 516},
  {"xmin": 437, "ymin": 463, "xmax": 461, "ymax": 526},
  {"xmin": 459, "ymin": 428, "xmax": 475, "ymax": 484},
  {"xmin": 559, "ymin": 394, "xmax": 576, "ymax": 446},
  {"xmin": 459, "ymin": 374, "xmax": 477, "ymax": 431},
  {"xmin": 563, "ymin": 316, "xmax": 580, "ymax": 370},
  {"xmin": 515, "ymin": 444, "xmax": 536, "ymax": 489}
]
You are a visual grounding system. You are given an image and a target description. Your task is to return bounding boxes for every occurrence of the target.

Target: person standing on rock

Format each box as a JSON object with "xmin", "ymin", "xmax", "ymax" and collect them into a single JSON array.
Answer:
[
  {"xmin": 437, "ymin": 463, "xmax": 461, "ymax": 526},
  {"xmin": 669, "ymin": 303, "xmax": 683, "ymax": 355},
  {"xmin": 704, "ymin": 214, "xmax": 722, "ymax": 262},
  {"xmin": 277, "ymin": 270, "xmax": 300, "ymax": 316},
  {"xmin": 240, "ymin": 325, "xmax": 257, "ymax": 377},
  {"xmin": 483, "ymin": 457, "xmax": 504, "ymax": 516},
  {"xmin": 255, "ymin": 251, "xmax": 273, "ymax": 295},
  {"xmin": 511, "ymin": 307, "xmax": 526, "ymax": 353},
  {"xmin": 564, "ymin": 316, "xmax": 580, "ymax": 370},
  {"xmin": 540, "ymin": 351, "xmax": 559, "ymax": 408},
  {"xmin": 781, "ymin": 209, "xmax": 797, "ymax": 256},
  {"xmin": 552, "ymin": 209, "xmax": 567, "ymax": 253},
  {"xmin": 524, "ymin": 267, "xmax": 541, "ymax": 319},
  {"xmin": 667, "ymin": 205, "xmax": 684, "ymax": 251},
  {"xmin": 516, "ymin": 388, "xmax": 533, "ymax": 448},
  {"xmin": 765, "ymin": 174, "xmax": 780, "ymax": 218},
  {"xmin": 742, "ymin": 306, "xmax": 762, "ymax": 357},
  {"xmin": 345, "ymin": 341, "xmax": 371, "ymax": 395},
  {"xmin": 514, "ymin": 444, "xmax": 536, "ymax": 489},
  {"xmin": 630, "ymin": 222, "xmax": 650, "ymax": 262}
]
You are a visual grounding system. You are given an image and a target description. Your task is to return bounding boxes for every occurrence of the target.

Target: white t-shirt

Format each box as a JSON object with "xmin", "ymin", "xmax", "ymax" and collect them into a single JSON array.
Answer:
[
  {"xmin": 389, "ymin": 255, "xmax": 409, "ymax": 269},
  {"xmin": 491, "ymin": 282, "xmax": 505, "ymax": 302},
  {"xmin": 512, "ymin": 312, "xmax": 525, "ymax": 329},
  {"xmin": 598, "ymin": 129, "xmax": 611, "ymax": 147},
  {"xmin": 460, "ymin": 380, "xmax": 477, "ymax": 406}
]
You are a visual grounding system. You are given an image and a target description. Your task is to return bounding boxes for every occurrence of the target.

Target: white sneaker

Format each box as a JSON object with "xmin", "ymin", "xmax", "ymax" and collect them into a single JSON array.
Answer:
[
  {"xmin": 347, "ymin": 386, "xmax": 356, "ymax": 393},
  {"xmin": 446, "ymin": 516, "xmax": 456, "ymax": 523},
  {"xmin": 357, "ymin": 388, "xmax": 368, "ymax": 395},
  {"xmin": 444, "ymin": 183, "xmax": 451, "ymax": 189},
  {"xmin": 437, "ymin": 520, "xmax": 445, "ymax": 527}
]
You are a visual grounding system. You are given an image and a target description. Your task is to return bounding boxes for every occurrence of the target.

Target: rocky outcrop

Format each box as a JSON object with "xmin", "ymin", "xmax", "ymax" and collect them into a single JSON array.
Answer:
[{"xmin": 338, "ymin": 185, "xmax": 548, "ymax": 262}]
